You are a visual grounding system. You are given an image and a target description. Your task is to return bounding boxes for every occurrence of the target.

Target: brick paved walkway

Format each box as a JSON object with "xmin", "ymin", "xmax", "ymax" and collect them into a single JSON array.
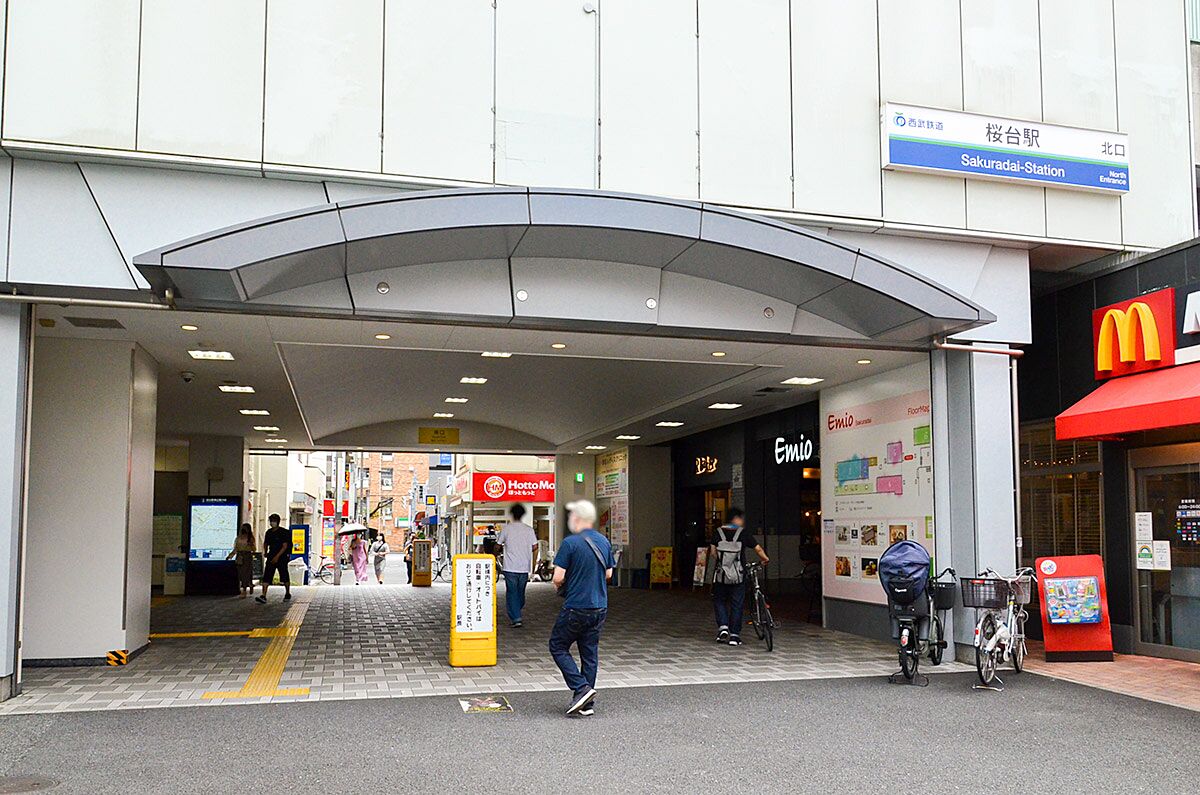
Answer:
[{"xmin": 0, "ymin": 582, "xmax": 968, "ymax": 714}]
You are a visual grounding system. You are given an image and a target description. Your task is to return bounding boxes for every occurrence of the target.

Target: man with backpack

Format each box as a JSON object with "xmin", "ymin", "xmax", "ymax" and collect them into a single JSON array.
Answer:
[{"xmin": 710, "ymin": 508, "xmax": 769, "ymax": 646}]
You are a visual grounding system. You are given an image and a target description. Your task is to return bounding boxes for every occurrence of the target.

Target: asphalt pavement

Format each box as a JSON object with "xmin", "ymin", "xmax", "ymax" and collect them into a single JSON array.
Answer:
[{"xmin": 0, "ymin": 672, "xmax": 1194, "ymax": 793}]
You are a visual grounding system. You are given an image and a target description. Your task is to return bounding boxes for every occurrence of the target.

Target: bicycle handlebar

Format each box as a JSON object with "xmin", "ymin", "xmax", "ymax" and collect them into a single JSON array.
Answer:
[{"xmin": 978, "ymin": 566, "xmax": 1038, "ymax": 582}]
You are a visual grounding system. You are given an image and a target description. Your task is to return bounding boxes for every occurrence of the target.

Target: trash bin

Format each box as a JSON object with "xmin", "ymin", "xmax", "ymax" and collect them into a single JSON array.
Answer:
[
  {"xmin": 163, "ymin": 553, "xmax": 187, "ymax": 595},
  {"xmin": 288, "ymin": 558, "xmax": 307, "ymax": 586}
]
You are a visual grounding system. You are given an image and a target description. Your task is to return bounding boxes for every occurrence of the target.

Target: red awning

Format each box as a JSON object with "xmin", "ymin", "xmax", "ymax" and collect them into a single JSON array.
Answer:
[{"xmin": 1056, "ymin": 361, "xmax": 1200, "ymax": 440}]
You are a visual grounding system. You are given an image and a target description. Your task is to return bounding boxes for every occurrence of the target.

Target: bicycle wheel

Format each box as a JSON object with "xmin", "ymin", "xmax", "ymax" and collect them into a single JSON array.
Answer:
[
  {"xmin": 761, "ymin": 597, "xmax": 774, "ymax": 652},
  {"xmin": 1012, "ymin": 613, "xmax": 1027, "ymax": 673},
  {"xmin": 929, "ymin": 613, "xmax": 945, "ymax": 666},
  {"xmin": 318, "ymin": 565, "xmax": 334, "ymax": 584},
  {"xmin": 752, "ymin": 590, "xmax": 766, "ymax": 640},
  {"xmin": 975, "ymin": 613, "xmax": 999, "ymax": 686},
  {"xmin": 899, "ymin": 629, "xmax": 918, "ymax": 681}
]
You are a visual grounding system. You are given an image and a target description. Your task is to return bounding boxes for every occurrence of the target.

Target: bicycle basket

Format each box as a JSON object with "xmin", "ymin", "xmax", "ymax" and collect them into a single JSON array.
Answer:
[
  {"xmin": 928, "ymin": 580, "xmax": 957, "ymax": 611},
  {"xmin": 1012, "ymin": 575, "xmax": 1033, "ymax": 605},
  {"xmin": 960, "ymin": 577, "xmax": 1010, "ymax": 610}
]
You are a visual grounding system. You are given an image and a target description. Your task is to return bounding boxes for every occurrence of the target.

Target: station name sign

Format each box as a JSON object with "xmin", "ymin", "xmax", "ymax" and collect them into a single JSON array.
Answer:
[{"xmin": 883, "ymin": 102, "xmax": 1129, "ymax": 194}]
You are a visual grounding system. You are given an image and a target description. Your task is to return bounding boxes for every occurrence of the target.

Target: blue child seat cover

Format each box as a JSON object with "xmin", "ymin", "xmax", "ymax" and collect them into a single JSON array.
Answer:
[{"xmin": 878, "ymin": 540, "xmax": 931, "ymax": 596}]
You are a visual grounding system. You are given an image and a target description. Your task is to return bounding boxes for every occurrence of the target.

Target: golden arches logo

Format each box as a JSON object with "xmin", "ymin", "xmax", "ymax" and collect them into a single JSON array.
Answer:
[{"xmin": 1096, "ymin": 302, "xmax": 1161, "ymax": 371}]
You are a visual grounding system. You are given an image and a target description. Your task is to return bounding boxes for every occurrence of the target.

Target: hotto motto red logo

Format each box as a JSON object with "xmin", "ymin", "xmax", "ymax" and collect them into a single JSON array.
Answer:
[{"xmin": 482, "ymin": 476, "xmax": 507, "ymax": 500}]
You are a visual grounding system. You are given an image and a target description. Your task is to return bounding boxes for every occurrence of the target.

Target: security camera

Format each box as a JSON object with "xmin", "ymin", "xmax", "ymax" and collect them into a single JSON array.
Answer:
[{"xmin": 180, "ymin": 371, "xmax": 195, "ymax": 383}]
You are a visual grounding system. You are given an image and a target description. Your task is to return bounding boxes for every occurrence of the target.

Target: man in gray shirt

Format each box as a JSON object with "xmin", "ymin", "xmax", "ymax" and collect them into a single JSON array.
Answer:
[{"xmin": 496, "ymin": 503, "xmax": 539, "ymax": 627}]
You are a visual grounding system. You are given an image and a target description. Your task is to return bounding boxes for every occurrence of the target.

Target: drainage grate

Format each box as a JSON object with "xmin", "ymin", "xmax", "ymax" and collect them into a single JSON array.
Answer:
[
  {"xmin": 0, "ymin": 777, "xmax": 59, "ymax": 793},
  {"xmin": 63, "ymin": 316, "xmax": 125, "ymax": 329}
]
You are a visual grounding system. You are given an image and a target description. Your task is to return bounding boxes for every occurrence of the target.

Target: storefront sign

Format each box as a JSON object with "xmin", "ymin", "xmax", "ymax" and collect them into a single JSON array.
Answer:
[
  {"xmin": 773, "ymin": 433, "xmax": 814, "ymax": 464},
  {"xmin": 470, "ymin": 472, "xmax": 555, "ymax": 503},
  {"xmin": 883, "ymin": 102, "xmax": 1130, "ymax": 193},
  {"xmin": 694, "ymin": 455, "xmax": 718, "ymax": 475},
  {"xmin": 418, "ymin": 426, "xmax": 460, "ymax": 445},
  {"xmin": 1092, "ymin": 288, "xmax": 1175, "ymax": 380}
]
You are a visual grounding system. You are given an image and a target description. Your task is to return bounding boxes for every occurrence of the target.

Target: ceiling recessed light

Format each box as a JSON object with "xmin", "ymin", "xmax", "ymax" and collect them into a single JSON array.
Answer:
[
  {"xmin": 444, "ymin": 397, "xmax": 469, "ymax": 403},
  {"xmin": 188, "ymin": 350, "xmax": 234, "ymax": 361},
  {"xmin": 376, "ymin": 282, "xmax": 390, "ymax": 294},
  {"xmin": 459, "ymin": 376, "xmax": 488, "ymax": 384},
  {"xmin": 515, "ymin": 289, "xmax": 529, "ymax": 301},
  {"xmin": 585, "ymin": 445, "xmax": 607, "ymax": 450},
  {"xmin": 708, "ymin": 402, "xmax": 742, "ymax": 410},
  {"xmin": 433, "ymin": 412, "xmax": 455, "ymax": 418},
  {"xmin": 857, "ymin": 358, "xmax": 872, "ymax": 365},
  {"xmin": 645, "ymin": 297, "xmax": 658, "ymax": 309},
  {"xmin": 711, "ymin": 351, "xmax": 726, "ymax": 358},
  {"xmin": 506, "ymin": 449, "xmax": 514, "ymax": 453},
  {"xmin": 374, "ymin": 333, "xmax": 391, "ymax": 341},
  {"xmin": 781, "ymin": 377, "xmax": 825, "ymax": 386},
  {"xmin": 253, "ymin": 425, "xmax": 280, "ymax": 432},
  {"xmin": 656, "ymin": 421, "xmax": 684, "ymax": 427},
  {"xmin": 551, "ymin": 343, "xmax": 567, "ymax": 350},
  {"xmin": 180, "ymin": 324, "xmax": 198, "ymax": 331},
  {"xmin": 239, "ymin": 409, "xmax": 270, "ymax": 416},
  {"xmin": 615, "ymin": 435, "xmax": 641, "ymax": 441},
  {"xmin": 481, "ymin": 351, "xmax": 512, "ymax": 358},
  {"xmin": 218, "ymin": 385, "xmax": 255, "ymax": 393}
]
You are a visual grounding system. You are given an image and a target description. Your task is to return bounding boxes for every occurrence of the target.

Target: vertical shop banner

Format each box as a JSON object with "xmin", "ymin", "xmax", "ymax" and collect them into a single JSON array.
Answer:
[
  {"xmin": 596, "ymin": 449, "xmax": 629, "ymax": 498},
  {"xmin": 820, "ymin": 367, "xmax": 935, "ymax": 605}
]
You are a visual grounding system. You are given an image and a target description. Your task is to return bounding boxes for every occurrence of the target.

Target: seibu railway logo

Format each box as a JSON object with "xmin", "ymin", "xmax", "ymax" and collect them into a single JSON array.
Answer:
[
  {"xmin": 471, "ymin": 472, "xmax": 556, "ymax": 503},
  {"xmin": 1092, "ymin": 288, "xmax": 1175, "ymax": 380}
]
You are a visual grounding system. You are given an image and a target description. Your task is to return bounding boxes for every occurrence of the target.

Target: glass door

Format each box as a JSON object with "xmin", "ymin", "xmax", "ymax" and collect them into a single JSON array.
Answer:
[{"xmin": 1133, "ymin": 454, "xmax": 1200, "ymax": 659}]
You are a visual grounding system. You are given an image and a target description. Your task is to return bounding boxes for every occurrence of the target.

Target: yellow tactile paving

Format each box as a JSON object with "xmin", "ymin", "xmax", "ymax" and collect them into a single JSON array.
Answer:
[{"xmin": 202, "ymin": 597, "xmax": 311, "ymax": 700}]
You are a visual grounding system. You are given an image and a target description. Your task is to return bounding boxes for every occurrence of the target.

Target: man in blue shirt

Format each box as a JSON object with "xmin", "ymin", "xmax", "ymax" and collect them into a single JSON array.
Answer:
[{"xmin": 550, "ymin": 499, "xmax": 614, "ymax": 717}]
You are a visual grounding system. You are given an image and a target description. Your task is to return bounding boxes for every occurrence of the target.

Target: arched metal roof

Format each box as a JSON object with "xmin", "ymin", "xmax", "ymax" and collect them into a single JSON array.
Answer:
[{"xmin": 133, "ymin": 187, "xmax": 993, "ymax": 346}]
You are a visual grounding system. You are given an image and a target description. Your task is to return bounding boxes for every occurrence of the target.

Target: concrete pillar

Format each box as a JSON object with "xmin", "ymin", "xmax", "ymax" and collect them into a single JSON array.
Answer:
[
  {"xmin": 553, "ymin": 454, "xmax": 595, "ymax": 550},
  {"xmin": 0, "ymin": 304, "xmax": 31, "ymax": 701},
  {"xmin": 931, "ymin": 346, "xmax": 1019, "ymax": 659},
  {"xmin": 23, "ymin": 338, "xmax": 157, "ymax": 664}
]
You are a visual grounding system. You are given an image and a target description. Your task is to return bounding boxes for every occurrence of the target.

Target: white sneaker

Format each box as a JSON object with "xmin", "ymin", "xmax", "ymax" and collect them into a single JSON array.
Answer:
[{"xmin": 566, "ymin": 687, "xmax": 597, "ymax": 715}]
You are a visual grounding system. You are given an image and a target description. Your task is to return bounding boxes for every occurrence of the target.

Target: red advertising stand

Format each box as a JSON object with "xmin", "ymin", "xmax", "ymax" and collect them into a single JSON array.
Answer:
[{"xmin": 1035, "ymin": 554, "xmax": 1114, "ymax": 662}]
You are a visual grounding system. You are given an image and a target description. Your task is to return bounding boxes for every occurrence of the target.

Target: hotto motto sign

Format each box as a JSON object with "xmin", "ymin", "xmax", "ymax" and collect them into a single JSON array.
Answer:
[{"xmin": 471, "ymin": 472, "xmax": 556, "ymax": 503}]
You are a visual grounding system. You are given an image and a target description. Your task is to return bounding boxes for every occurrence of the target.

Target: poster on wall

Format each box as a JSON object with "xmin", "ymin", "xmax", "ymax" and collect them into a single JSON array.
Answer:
[
  {"xmin": 606, "ymin": 496, "xmax": 629, "ymax": 545},
  {"xmin": 820, "ymin": 367, "xmax": 935, "ymax": 605},
  {"xmin": 596, "ymin": 448, "xmax": 629, "ymax": 498}
]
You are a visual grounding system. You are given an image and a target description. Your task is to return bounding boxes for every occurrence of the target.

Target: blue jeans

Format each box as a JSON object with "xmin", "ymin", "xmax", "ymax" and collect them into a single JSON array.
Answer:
[
  {"xmin": 548, "ymin": 607, "xmax": 607, "ymax": 695},
  {"xmin": 502, "ymin": 571, "xmax": 529, "ymax": 623},
  {"xmin": 713, "ymin": 582, "xmax": 745, "ymax": 637}
]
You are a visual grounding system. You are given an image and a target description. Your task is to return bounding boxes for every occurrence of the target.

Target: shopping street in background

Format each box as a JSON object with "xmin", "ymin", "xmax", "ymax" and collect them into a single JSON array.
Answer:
[{"xmin": 2, "ymin": 2, "xmax": 1200, "ymax": 792}]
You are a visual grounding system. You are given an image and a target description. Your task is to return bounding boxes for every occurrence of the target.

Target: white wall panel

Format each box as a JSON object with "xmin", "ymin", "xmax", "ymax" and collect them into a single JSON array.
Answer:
[
  {"xmin": 961, "ymin": 0, "xmax": 1045, "ymax": 237},
  {"xmin": 138, "ymin": 0, "xmax": 265, "ymax": 161},
  {"xmin": 600, "ymin": 0, "xmax": 697, "ymax": 199},
  {"xmin": 495, "ymin": 0, "xmax": 596, "ymax": 188},
  {"xmin": 264, "ymin": 0, "xmax": 384, "ymax": 173},
  {"xmin": 383, "ymin": 1, "xmax": 493, "ymax": 183},
  {"xmin": 792, "ymin": 0, "xmax": 880, "ymax": 218},
  {"xmin": 1114, "ymin": 0, "xmax": 1194, "ymax": 248},
  {"xmin": 3, "ymin": 0, "xmax": 140, "ymax": 148},
  {"xmin": 8, "ymin": 161, "xmax": 135, "ymax": 289},
  {"xmin": 1040, "ymin": 0, "xmax": 1121, "ymax": 244},
  {"xmin": 698, "ymin": 0, "xmax": 791, "ymax": 209},
  {"xmin": 879, "ymin": 0, "xmax": 965, "ymax": 227}
]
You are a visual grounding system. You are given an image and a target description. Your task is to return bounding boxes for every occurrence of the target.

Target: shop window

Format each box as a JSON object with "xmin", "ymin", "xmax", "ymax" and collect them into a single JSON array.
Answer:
[
  {"xmin": 381, "ymin": 468, "xmax": 393, "ymax": 489},
  {"xmin": 1019, "ymin": 422, "xmax": 1103, "ymax": 571}
]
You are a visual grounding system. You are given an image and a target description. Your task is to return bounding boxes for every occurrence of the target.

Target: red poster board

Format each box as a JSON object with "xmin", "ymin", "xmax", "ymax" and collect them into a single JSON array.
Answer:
[
  {"xmin": 471, "ymin": 472, "xmax": 555, "ymax": 503},
  {"xmin": 1036, "ymin": 554, "xmax": 1114, "ymax": 662}
]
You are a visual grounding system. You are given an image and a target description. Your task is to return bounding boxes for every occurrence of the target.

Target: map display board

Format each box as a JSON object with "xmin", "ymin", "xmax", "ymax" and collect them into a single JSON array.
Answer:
[
  {"xmin": 820, "ymin": 366, "xmax": 934, "ymax": 605},
  {"xmin": 188, "ymin": 496, "xmax": 240, "ymax": 560}
]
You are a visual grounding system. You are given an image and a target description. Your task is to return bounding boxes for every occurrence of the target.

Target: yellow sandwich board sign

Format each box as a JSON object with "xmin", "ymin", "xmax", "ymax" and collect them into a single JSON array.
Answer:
[{"xmin": 449, "ymin": 554, "xmax": 497, "ymax": 667}]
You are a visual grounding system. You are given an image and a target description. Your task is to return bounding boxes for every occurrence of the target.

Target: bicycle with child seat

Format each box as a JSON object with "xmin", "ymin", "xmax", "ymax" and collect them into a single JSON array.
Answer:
[
  {"xmin": 886, "ymin": 567, "xmax": 956, "ymax": 684},
  {"xmin": 744, "ymin": 562, "xmax": 775, "ymax": 652},
  {"xmin": 961, "ymin": 567, "xmax": 1036, "ymax": 686}
]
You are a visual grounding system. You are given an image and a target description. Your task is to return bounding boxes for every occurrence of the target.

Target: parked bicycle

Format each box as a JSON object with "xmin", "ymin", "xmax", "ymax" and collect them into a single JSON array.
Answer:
[
  {"xmin": 744, "ymin": 561, "xmax": 775, "ymax": 651},
  {"xmin": 433, "ymin": 557, "xmax": 452, "ymax": 583},
  {"xmin": 880, "ymin": 541, "xmax": 952, "ymax": 684},
  {"xmin": 307, "ymin": 555, "xmax": 338, "ymax": 584},
  {"xmin": 961, "ymin": 567, "xmax": 1036, "ymax": 686}
]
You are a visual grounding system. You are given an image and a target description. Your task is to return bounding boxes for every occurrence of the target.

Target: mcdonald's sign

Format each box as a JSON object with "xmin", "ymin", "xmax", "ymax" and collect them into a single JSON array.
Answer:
[{"xmin": 1091, "ymin": 288, "xmax": 1175, "ymax": 380}]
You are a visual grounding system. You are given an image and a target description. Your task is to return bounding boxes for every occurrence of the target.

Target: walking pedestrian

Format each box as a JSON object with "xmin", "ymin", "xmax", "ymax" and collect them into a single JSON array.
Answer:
[
  {"xmin": 496, "ymin": 503, "xmax": 538, "ymax": 627},
  {"xmin": 227, "ymin": 523, "xmax": 256, "ymax": 598},
  {"xmin": 370, "ymin": 531, "xmax": 390, "ymax": 584},
  {"xmin": 710, "ymin": 508, "xmax": 769, "ymax": 646},
  {"xmin": 403, "ymin": 533, "xmax": 414, "ymax": 584},
  {"xmin": 549, "ymin": 500, "xmax": 614, "ymax": 717},
  {"xmin": 349, "ymin": 533, "xmax": 369, "ymax": 585},
  {"xmin": 256, "ymin": 514, "xmax": 291, "ymax": 603}
]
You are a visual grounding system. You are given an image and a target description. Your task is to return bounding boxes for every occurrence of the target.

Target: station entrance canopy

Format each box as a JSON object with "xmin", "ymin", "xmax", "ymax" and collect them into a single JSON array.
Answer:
[{"xmin": 133, "ymin": 188, "xmax": 992, "ymax": 347}]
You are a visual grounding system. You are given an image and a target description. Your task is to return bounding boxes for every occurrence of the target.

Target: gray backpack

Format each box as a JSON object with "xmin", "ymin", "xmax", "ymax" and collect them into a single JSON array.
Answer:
[{"xmin": 715, "ymin": 526, "xmax": 744, "ymax": 584}]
